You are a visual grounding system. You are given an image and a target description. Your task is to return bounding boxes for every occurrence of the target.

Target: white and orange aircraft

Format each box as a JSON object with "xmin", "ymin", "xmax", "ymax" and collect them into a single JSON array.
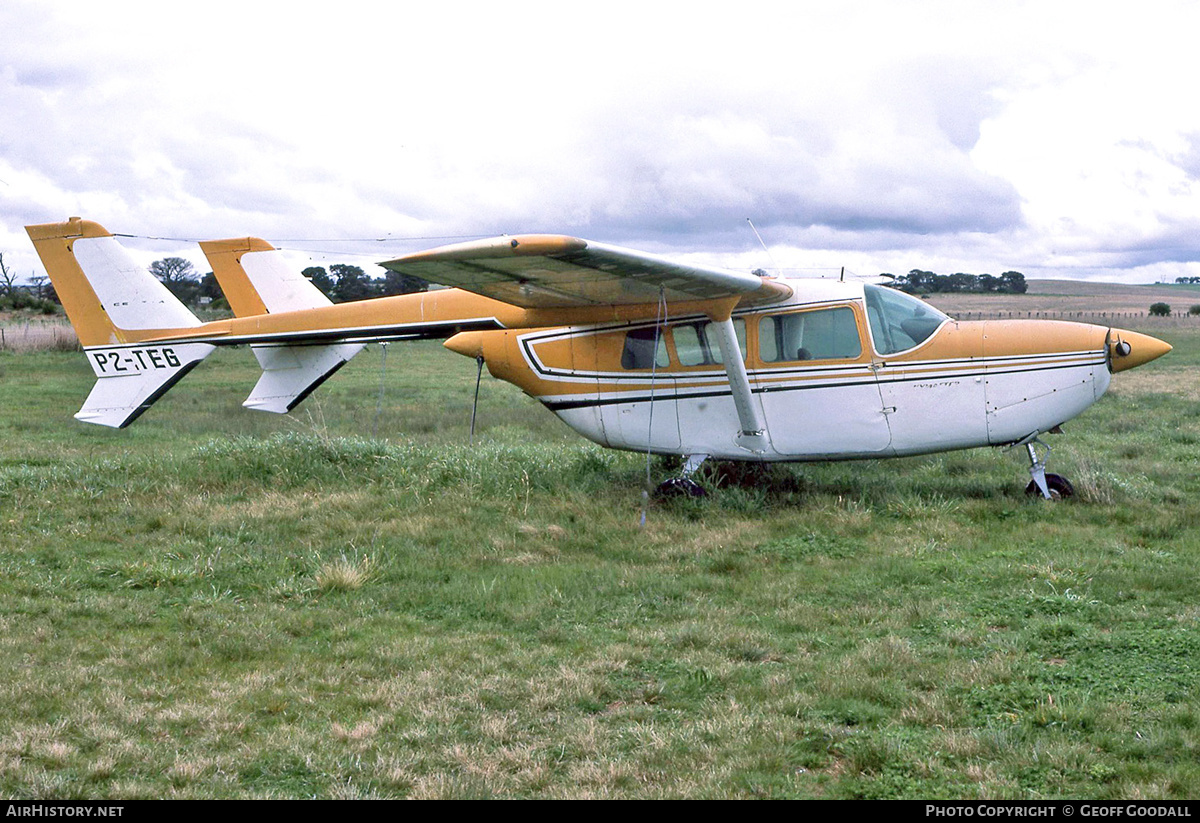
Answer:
[{"xmin": 27, "ymin": 217, "xmax": 1171, "ymax": 499}]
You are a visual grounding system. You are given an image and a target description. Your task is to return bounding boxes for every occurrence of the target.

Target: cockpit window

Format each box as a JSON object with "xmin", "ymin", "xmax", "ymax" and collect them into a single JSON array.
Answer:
[{"xmin": 863, "ymin": 284, "xmax": 949, "ymax": 355}]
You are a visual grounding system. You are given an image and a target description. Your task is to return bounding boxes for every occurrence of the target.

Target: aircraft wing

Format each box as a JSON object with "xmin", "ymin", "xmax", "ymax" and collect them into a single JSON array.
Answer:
[{"xmin": 380, "ymin": 235, "xmax": 780, "ymax": 308}]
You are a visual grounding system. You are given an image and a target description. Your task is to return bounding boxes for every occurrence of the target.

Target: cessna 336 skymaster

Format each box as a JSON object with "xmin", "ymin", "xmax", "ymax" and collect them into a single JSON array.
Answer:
[{"xmin": 27, "ymin": 217, "xmax": 1172, "ymax": 499}]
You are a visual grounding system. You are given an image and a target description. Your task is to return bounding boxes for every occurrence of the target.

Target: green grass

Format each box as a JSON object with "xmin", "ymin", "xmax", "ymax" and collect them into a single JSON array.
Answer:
[{"xmin": 1, "ymin": 332, "xmax": 1200, "ymax": 798}]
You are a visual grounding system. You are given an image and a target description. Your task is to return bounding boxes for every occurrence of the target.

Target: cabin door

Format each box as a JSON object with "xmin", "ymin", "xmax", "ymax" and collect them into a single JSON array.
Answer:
[{"xmin": 754, "ymin": 304, "xmax": 892, "ymax": 458}]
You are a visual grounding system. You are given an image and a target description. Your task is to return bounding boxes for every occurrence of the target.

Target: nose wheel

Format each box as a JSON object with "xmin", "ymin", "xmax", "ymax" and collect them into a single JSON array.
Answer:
[
  {"xmin": 1021, "ymin": 437, "xmax": 1074, "ymax": 500},
  {"xmin": 1025, "ymin": 472, "xmax": 1075, "ymax": 500}
]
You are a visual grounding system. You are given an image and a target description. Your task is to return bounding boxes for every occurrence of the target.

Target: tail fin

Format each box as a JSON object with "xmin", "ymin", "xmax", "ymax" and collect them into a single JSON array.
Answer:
[
  {"xmin": 199, "ymin": 236, "xmax": 364, "ymax": 413},
  {"xmin": 25, "ymin": 218, "xmax": 214, "ymax": 428},
  {"xmin": 199, "ymin": 237, "xmax": 334, "ymax": 316}
]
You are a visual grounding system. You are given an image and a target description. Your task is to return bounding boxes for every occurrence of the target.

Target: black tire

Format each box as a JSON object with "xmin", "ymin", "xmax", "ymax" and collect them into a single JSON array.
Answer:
[
  {"xmin": 654, "ymin": 477, "xmax": 707, "ymax": 499},
  {"xmin": 1025, "ymin": 473, "xmax": 1074, "ymax": 500}
]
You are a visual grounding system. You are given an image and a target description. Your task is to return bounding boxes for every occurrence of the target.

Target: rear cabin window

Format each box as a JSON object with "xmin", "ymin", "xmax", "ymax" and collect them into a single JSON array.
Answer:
[
  {"xmin": 621, "ymin": 326, "xmax": 670, "ymax": 369},
  {"xmin": 672, "ymin": 319, "xmax": 747, "ymax": 366},
  {"xmin": 760, "ymin": 306, "xmax": 862, "ymax": 362}
]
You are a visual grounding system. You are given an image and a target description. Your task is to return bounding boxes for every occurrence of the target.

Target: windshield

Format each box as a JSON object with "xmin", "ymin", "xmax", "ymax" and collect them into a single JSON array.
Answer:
[{"xmin": 863, "ymin": 284, "xmax": 949, "ymax": 355}]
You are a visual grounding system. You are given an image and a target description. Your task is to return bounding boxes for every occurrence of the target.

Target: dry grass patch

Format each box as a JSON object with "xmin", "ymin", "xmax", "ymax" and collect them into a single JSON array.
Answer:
[
  {"xmin": 314, "ymin": 553, "xmax": 378, "ymax": 592},
  {"xmin": 899, "ymin": 690, "xmax": 961, "ymax": 726},
  {"xmin": 166, "ymin": 756, "xmax": 214, "ymax": 787},
  {"xmin": 498, "ymin": 523, "xmax": 566, "ymax": 564},
  {"xmin": 332, "ymin": 719, "xmax": 381, "ymax": 743}
]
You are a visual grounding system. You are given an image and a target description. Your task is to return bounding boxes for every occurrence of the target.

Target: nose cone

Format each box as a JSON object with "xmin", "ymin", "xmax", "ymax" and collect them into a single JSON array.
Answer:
[{"xmin": 1109, "ymin": 328, "xmax": 1172, "ymax": 372}]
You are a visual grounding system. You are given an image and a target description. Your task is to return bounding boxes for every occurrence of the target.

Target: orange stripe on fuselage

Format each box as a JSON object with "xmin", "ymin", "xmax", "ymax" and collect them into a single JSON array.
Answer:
[{"xmin": 479, "ymin": 318, "xmax": 1114, "ymax": 404}]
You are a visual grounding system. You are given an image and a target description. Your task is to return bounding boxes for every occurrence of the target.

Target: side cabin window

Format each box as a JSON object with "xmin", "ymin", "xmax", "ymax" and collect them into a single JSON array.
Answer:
[
  {"xmin": 863, "ymin": 284, "xmax": 949, "ymax": 355},
  {"xmin": 760, "ymin": 306, "xmax": 862, "ymax": 362},
  {"xmin": 620, "ymin": 326, "xmax": 669, "ymax": 369},
  {"xmin": 672, "ymin": 319, "xmax": 747, "ymax": 366}
]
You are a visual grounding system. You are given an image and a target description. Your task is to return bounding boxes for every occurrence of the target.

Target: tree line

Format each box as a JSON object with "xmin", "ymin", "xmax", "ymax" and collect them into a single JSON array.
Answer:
[
  {"xmin": 885, "ymin": 269, "xmax": 1028, "ymax": 295},
  {"xmin": 148, "ymin": 257, "xmax": 430, "ymax": 310},
  {"xmin": 4, "ymin": 252, "xmax": 1033, "ymax": 314},
  {"xmin": 0, "ymin": 251, "xmax": 59, "ymax": 313}
]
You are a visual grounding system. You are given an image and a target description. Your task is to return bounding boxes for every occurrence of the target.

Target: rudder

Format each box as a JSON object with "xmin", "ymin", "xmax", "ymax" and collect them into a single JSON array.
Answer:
[
  {"xmin": 199, "ymin": 235, "xmax": 364, "ymax": 413},
  {"xmin": 26, "ymin": 218, "xmax": 215, "ymax": 427}
]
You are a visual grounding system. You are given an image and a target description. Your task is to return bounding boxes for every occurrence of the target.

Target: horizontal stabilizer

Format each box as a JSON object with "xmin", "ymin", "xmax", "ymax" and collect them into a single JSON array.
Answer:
[
  {"xmin": 245, "ymin": 342, "xmax": 365, "ymax": 413},
  {"xmin": 77, "ymin": 342, "xmax": 216, "ymax": 428}
]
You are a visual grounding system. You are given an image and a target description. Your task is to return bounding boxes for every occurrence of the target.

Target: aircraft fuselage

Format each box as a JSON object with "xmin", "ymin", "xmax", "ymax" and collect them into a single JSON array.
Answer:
[{"xmin": 445, "ymin": 280, "xmax": 1164, "ymax": 461}]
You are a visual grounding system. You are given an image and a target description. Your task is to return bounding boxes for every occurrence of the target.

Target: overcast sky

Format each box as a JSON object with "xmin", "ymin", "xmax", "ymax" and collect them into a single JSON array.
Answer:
[{"xmin": 3, "ymin": 0, "xmax": 1200, "ymax": 284}]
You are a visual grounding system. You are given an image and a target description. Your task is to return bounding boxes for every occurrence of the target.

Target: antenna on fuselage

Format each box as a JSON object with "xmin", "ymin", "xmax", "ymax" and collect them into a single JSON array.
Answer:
[{"xmin": 746, "ymin": 218, "xmax": 780, "ymax": 277}]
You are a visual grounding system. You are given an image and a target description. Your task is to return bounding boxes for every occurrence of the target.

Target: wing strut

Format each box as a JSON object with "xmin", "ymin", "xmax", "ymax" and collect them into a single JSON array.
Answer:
[{"xmin": 709, "ymin": 314, "xmax": 770, "ymax": 454}]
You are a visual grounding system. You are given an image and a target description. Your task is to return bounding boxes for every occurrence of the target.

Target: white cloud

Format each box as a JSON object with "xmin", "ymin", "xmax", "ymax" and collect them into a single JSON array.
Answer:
[{"xmin": 3, "ymin": 0, "xmax": 1200, "ymax": 284}]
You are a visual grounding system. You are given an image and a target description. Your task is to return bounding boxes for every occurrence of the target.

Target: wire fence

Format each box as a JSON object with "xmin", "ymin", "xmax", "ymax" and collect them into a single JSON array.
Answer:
[{"xmin": 950, "ymin": 310, "xmax": 1196, "ymax": 326}]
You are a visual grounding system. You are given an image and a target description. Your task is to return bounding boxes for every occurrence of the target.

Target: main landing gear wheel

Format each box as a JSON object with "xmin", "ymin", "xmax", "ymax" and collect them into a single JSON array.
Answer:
[
  {"xmin": 654, "ymin": 477, "xmax": 707, "ymax": 499},
  {"xmin": 1025, "ymin": 472, "xmax": 1075, "ymax": 500},
  {"xmin": 653, "ymin": 453, "xmax": 710, "ymax": 499}
]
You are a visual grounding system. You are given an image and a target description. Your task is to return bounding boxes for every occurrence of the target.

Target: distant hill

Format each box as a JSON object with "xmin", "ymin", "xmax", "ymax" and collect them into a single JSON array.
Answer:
[{"xmin": 924, "ymin": 279, "xmax": 1200, "ymax": 316}]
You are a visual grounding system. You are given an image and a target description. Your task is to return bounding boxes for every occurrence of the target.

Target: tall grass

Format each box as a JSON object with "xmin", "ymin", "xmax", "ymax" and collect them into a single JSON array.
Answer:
[{"xmin": 0, "ymin": 317, "xmax": 78, "ymax": 352}]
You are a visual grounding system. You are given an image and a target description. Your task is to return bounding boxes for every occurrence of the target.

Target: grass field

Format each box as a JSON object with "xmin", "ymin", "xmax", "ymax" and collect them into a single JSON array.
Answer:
[{"xmin": 1, "ymin": 321, "xmax": 1199, "ymax": 798}]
